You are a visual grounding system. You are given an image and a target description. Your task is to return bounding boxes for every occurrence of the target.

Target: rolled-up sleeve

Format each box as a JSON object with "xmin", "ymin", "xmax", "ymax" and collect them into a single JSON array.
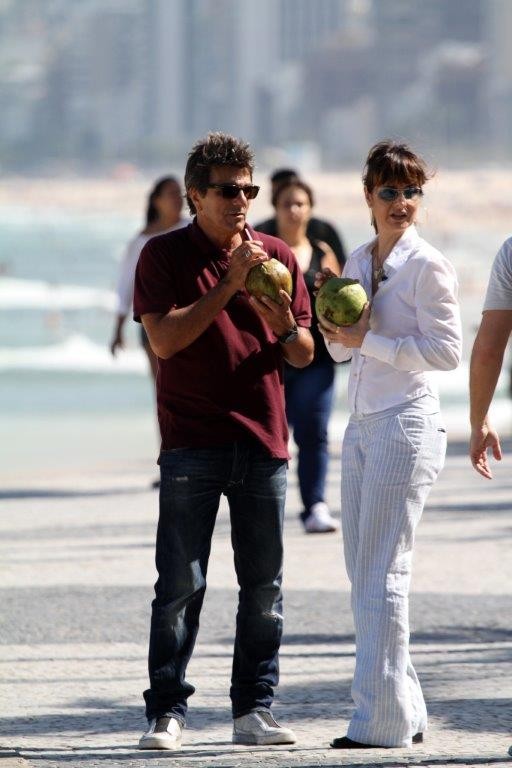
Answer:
[
  {"xmin": 360, "ymin": 258, "xmax": 462, "ymax": 371},
  {"xmin": 325, "ymin": 340, "xmax": 353, "ymax": 363},
  {"xmin": 483, "ymin": 238, "xmax": 512, "ymax": 311},
  {"xmin": 115, "ymin": 238, "xmax": 142, "ymax": 315}
]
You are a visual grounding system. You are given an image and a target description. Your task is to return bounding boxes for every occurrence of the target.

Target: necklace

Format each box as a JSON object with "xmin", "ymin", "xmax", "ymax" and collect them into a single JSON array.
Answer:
[
  {"xmin": 372, "ymin": 254, "xmax": 385, "ymax": 283},
  {"xmin": 373, "ymin": 264, "xmax": 384, "ymax": 282}
]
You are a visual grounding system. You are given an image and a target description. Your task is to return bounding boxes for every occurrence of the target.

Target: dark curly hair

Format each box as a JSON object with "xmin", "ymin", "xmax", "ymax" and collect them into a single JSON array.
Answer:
[{"xmin": 185, "ymin": 132, "xmax": 255, "ymax": 214}]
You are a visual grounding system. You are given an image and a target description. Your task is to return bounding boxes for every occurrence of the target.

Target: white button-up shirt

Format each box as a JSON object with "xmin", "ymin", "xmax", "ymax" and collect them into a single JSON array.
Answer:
[{"xmin": 326, "ymin": 225, "xmax": 462, "ymax": 415}]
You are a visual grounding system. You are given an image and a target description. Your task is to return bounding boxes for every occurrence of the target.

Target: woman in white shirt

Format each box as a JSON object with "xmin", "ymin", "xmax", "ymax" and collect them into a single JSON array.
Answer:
[
  {"xmin": 110, "ymin": 176, "xmax": 189, "ymax": 377},
  {"xmin": 318, "ymin": 141, "xmax": 462, "ymax": 750}
]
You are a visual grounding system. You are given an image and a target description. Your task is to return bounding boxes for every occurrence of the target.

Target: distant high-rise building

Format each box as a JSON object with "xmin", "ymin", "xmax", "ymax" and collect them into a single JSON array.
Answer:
[
  {"xmin": 35, "ymin": 0, "xmax": 148, "ymax": 165},
  {"xmin": 0, "ymin": 0, "xmax": 506, "ymax": 171},
  {"xmin": 486, "ymin": 0, "xmax": 512, "ymax": 154},
  {"xmin": 279, "ymin": 0, "xmax": 349, "ymax": 61},
  {"xmin": 142, "ymin": 0, "xmax": 188, "ymax": 158},
  {"xmin": 147, "ymin": 0, "xmax": 280, "ymax": 147},
  {"xmin": 369, "ymin": 0, "xmax": 486, "ymax": 155}
]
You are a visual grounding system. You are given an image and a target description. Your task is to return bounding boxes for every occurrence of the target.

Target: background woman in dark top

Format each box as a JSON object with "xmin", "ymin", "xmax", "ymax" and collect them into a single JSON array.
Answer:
[
  {"xmin": 273, "ymin": 179, "xmax": 341, "ymax": 533},
  {"xmin": 256, "ymin": 168, "xmax": 347, "ymax": 267}
]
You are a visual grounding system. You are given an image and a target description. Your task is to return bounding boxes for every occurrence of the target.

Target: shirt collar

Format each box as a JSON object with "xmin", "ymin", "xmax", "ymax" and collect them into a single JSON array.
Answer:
[
  {"xmin": 189, "ymin": 218, "xmax": 255, "ymax": 260},
  {"xmin": 358, "ymin": 225, "xmax": 420, "ymax": 274},
  {"xmin": 189, "ymin": 218, "xmax": 220, "ymax": 256}
]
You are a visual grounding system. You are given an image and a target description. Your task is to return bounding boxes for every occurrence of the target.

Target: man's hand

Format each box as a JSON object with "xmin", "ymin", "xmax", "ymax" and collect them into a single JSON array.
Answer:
[
  {"xmin": 249, "ymin": 289, "xmax": 295, "ymax": 338},
  {"xmin": 469, "ymin": 423, "xmax": 502, "ymax": 479},
  {"xmin": 317, "ymin": 303, "xmax": 371, "ymax": 348},
  {"xmin": 223, "ymin": 240, "xmax": 268, "ymax": 292}
]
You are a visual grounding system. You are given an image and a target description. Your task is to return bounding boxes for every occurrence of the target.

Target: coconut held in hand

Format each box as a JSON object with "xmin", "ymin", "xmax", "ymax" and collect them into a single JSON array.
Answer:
[
  {"xmin": 315, "ymin": 277, "xmax": 368, "ymax": 326},
  {"xmin": 245, "ymin": 258, "xmax": 293, "ymax": 305}
]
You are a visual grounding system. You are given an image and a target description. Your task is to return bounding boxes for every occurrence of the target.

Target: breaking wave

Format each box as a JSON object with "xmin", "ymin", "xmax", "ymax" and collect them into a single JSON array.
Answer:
[{"xmin": 0, "ymin": 277, "xmax": 117, "ymax": 311}]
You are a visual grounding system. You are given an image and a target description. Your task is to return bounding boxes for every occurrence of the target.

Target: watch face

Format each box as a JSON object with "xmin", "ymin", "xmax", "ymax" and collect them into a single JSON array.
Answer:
[{"xmin": 280, "ymin": 327, "xmax": 298, "ymax": 344}]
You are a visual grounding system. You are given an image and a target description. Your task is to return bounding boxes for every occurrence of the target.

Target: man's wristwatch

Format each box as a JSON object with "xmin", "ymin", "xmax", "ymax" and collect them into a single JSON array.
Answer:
[{"xmin": 276, "ymin": 322, "xmax": 299, "ymax": 344}]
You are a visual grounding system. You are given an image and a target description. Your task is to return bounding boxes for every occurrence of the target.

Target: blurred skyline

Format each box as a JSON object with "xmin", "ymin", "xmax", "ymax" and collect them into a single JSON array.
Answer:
[{"xmin": 1, "ymin": 0, "xmax": 512, "ymax": 174}]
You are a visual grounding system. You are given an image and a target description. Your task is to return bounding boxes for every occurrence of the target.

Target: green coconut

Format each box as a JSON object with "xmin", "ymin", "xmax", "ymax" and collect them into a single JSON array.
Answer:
[
  {"xmin": 245, "ymin": 258, "xmax": 293, "ymax": 305},
  {"xmin": 315, "ymin": 277, "xmax": 368, "ymax": 327}
]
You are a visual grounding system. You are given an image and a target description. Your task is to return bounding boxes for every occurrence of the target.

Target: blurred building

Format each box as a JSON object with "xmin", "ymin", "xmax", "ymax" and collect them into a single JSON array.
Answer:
[
  {"xmin": 370, "ymin": 0, "xmax": 486, "ymax": 159},
  {"xmin": 486, "ymin": 0, "xmax": 512, "ymax": 156},
  {"xmin": 0, "ymin": 0, "xmax": 510, "ymax": 171}
]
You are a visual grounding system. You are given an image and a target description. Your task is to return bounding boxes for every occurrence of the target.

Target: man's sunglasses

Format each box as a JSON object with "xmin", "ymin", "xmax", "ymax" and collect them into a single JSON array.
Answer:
[
  {"xmin": 207, "ymin": 183, "xmax": 260, "ymax": 200},
  {"xmin": 377, "ymin": 186, "xmax": 423, "ymax": 202}
]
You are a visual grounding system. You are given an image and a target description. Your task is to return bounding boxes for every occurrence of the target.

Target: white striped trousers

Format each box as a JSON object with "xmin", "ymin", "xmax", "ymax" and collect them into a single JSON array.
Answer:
[{"xmin": 341, "ymin": 407, "xmax": 447, "ymax": 747}]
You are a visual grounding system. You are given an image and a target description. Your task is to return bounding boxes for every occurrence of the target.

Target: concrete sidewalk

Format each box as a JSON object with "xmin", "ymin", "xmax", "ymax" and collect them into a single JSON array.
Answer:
[{"xmin": 1, "ymin": 440, "xmax": 512, "ymax": 768}]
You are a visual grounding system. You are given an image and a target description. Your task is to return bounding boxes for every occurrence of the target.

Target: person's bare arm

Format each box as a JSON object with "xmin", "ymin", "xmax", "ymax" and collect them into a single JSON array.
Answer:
[
  {"xmin": 469, "ymin": 309, "xmax": 512, "ymax": 477},
  {"xmin": 281, "ymin": 326, "xmax": 314, "ymax": 367},
  {"xmin": 110, "ymin": 314, "xmax": 127, "ymax": 356},
  {"xmin": 142, "ymin": 241, "xmax": 267, "ymax": 359},
  {"xmin": 250, "ymin": 290, "xmax": 314, "ymax": 368},
  {"xmin": 317, "ymin": 240, "xmax": 341, "ymax": 277}
]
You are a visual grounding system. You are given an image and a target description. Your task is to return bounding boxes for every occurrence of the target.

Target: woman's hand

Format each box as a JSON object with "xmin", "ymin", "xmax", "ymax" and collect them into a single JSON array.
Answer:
[
  {"xmin": 314, "ymin": 267, "xmax": 338, "ymax": 293},
  {"xmin": 318, "ymin": 303, "xmax": 371, "ymax": 348}
]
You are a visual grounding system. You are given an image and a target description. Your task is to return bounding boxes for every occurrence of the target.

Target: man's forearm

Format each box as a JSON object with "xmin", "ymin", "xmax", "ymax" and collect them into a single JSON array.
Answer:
[
  {"xmin": 469, "ymin": 344, "xmax": 504, "ymax": 428},
  {"xmin": 281, "ymin": 328, "xmax": 314, "ymax": 368},
  {"xmin": 142, "ymin": 278, "xmax": 237, "ymax": 359}
]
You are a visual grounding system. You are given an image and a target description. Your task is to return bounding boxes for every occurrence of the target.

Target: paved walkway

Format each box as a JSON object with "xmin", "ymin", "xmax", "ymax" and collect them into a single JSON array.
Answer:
[{"xmin": 1, "ymin": 440, "xmax": 512, "ymax": 767}]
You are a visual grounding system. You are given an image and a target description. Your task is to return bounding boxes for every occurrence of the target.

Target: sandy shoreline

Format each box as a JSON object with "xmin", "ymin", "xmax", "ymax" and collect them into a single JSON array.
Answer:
[{"xmin": 1, "ymin": 168, "xmax": 511, "ymax": 238}]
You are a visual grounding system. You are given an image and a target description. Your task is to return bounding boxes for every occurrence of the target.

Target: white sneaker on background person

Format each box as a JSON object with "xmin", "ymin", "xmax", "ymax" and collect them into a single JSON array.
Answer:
[
  {"xmin": 232, "ymin": 709, "xmax": 297, "ymax": 745},
  {"xmin": 300, "ymin": 502, "xmax": 340, "ymax": 533},
  {"xmin": 138, "ymin": 716, "xmax": 182, "ymax": 750}
]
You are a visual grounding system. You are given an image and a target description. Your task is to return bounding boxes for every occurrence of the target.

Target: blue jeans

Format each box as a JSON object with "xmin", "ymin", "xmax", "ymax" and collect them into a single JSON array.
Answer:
[
  {"xmin": 143, "ymin": 441, "xmax": 288, "ymax": 723},
  {"xmin": 284, "ymin": 362, "xmax": 335, "ymax": 512}
]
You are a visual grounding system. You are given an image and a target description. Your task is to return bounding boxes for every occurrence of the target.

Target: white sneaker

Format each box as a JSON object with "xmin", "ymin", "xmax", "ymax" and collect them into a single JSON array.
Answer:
[
  {"xmin": 138, "ymin": 716, "xmax": 182, "ymax": 750},
  {"xmin": 233, "ymin": 709, "xmax": 296, "ymax": 745},
  {"xmin": 301, "ymin": 502, "xmax": 340, "ymax": 533}
]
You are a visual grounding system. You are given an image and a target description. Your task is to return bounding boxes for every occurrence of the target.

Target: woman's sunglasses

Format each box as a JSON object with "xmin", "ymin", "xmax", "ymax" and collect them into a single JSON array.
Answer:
[
  {"xmin": 377, "ymin": 186, "xmax": 423, "ymax": 202},
  {"xmin": 207, "ymin": 183, "xmax": 260, "ymax": 200}
]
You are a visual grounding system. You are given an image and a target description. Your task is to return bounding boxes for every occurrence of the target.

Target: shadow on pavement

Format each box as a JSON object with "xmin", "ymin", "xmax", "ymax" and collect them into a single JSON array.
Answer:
[
  {"xmin": 411, "ymin": 627, "xmax": 512, "ymax": 644},
  {"xmin": 3, "ymin": 693, "xmax": 511, "ymax": 761},
  {"xmin": 283, "ymin": 632, "xmax": 354, "ymax": 645},
  {"xmin": 427, "ymin": 697, "xmax": 512, "ymax": 734},
  {"xmin": 427, "ymin": 501, "xmax": 512, "ymax": 514},
  {"xmin": 0, "ymin": 487, "xmax": 152, "ymax": 500},
  {"xmin": 2, "ymin": 586, "xmax": 511, "ymax": 646},
  {"xmin": 446, "ymin": 437, "xmax": 512, "ymax": 457},
  {"xmin": 10, "ymin": 748, "xmax": 512, "ymax": 767}
]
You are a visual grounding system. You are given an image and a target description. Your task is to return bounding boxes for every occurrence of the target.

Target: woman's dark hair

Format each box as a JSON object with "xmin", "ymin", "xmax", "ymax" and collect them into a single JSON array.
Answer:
[
  {"xmin": 146, "ymin": 176, "xmax": 180, "ymax": 225},
  {"xmin": 270, "ymin": 167, "xmax": 299, "ymax": 185},
  {"xmin": 363, "ymin": 140, "xmax": 430, "ymax": 192},
  {"xmin": 272, "ymin": 178, "xmax": 315, "ymax": 209},
  {"xmin": 184, "ymin": 132, "xmax": 255, "ymax": 214}
]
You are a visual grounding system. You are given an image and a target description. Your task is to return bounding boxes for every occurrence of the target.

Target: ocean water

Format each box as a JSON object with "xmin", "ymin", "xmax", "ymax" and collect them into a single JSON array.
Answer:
[{"xmin": 2, "ymin": 203, "xmax": 511, "ymax": 478}]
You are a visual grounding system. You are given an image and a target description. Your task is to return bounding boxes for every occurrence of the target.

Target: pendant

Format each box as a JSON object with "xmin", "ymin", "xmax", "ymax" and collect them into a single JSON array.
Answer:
[{"xmin": 373, "ymin": 266, "xmax": 384, "ymax": 282}]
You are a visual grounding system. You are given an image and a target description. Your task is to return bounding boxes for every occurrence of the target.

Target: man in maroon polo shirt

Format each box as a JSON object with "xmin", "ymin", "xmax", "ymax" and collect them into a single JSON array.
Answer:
[{"xmin": 134, "ymin": 132, "xmax": 313, "ymax": 751}]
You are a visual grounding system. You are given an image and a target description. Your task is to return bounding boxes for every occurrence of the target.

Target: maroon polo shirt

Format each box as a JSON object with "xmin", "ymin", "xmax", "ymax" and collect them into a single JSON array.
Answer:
[{"xmin": 133, "ymin": 220, "xmax": 312, "ymax": 459}]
